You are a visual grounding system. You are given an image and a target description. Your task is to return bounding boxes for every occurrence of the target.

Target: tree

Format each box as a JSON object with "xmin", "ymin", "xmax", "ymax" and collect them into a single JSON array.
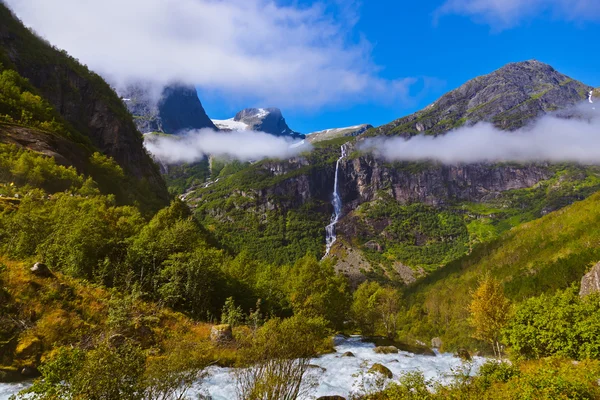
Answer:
[
  {"xmin": 222, "ymin": 296, "xmax": 245, "ymax": 327},
  {"xmin": 352, "ymin": 282, "xmax": 402, "ymax": 338},
  {"xmin": 286, "ymin": 255, "xmax": 350, "ymax": 329},
  {"xmin": 376, "ymin": 287, "xmax": 402, "ymax": 339},
  {"xmin": 469, "ymin": 275, "xmax": 511, "ymax": 357}
]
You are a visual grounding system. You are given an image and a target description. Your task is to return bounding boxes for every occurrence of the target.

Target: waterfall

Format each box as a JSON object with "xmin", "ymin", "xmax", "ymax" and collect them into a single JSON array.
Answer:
[
  {"xmin": 589, "ymin": 90, "xmax": 594, "ymax": 104},
  {"xmin": 324, "ymin": 145, "xmax": 347, "ymax": 257}
]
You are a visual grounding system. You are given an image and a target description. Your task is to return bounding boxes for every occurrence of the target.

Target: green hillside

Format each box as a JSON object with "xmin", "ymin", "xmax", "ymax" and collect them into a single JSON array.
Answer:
[{"xmin": 399, "ymin": 190, "xmax": 600, "ymax": 350}]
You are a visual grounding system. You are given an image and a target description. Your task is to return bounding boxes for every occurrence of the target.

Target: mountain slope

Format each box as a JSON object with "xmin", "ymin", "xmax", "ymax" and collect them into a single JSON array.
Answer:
[
  {"xmin": 0, "ymin": 3, "xmax": 169, "ymax": 210},
  {"xmin": 399, "ymin": 190, "xmax": 600, "ymax": 350},
  {"xmin": 123, "ymin": 83, "xmax": 217, "ymax": 134},
  {"xmin": 184, "ymin": 61, "xmax": 599, "ymax": 280},
  {"xmin": 373, "ymin": 60, "xmax": 590, "ymax": 137},
  {"xmin": 213, "ymin": 107, "xmax": 305, "ymax": 139}
]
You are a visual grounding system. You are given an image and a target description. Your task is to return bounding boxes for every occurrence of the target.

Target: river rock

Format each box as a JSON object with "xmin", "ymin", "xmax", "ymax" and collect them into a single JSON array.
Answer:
[
  {"xmin": 341, "ymin": 351, "xmax": 355, "ymax": 357},
  {"xmin": 317, "ymin": 396, "xmax": 346, "ymax": 400},
  {"xmin": 20, "ymin": 366, "xmax": 40, "ymax": 378},
  {"xmin": 30, "ymin": 262, "xmax": 54, "ymax": 278},
  {"xmin": 210, "ymin": 324, "xmax": 233, "ymax": 344},
  {"xmin": 368, "ymin": 363, "xmax": 393, "ymax": 379},
  {"xmin": 580, "ymin": 261, "xmax": 600, "ymax": 297},
  {"xmin": 374, "ymin": 346, "xmax": 398, "ymax": 354},
  {"xmin": 455, "ymin": 348, "xmax": 472, "ymax": 361},
  {"xmin": 431, "ymin": 337, "xmax": 442, "ymax": 349}
]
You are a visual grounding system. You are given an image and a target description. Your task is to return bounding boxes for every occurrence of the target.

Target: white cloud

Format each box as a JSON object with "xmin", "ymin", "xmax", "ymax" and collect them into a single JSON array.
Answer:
[
  {"xmin": 436, "ymin": 0, "xmax": 600, "ymax": 29},
  {"xmin": 361, "ymin": 103, "xmax": 600, "ymax": 164},
  {"xmin": 144, "ymin": 129, "xmax": 311, "ymax": 163},
  {"xmin": 4, "ymin": 0, "xmax": 417, "ymax": 108}
]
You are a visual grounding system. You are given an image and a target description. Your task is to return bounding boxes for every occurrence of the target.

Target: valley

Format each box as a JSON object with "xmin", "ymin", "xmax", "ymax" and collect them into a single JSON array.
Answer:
[{"xmin": 1, "ymin": 0, "xmax": 600, "ymax": 399}]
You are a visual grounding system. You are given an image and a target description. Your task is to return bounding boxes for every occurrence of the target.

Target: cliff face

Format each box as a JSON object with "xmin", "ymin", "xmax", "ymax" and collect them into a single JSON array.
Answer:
[
  {"xmin": 122, "ymin": 84, "xmax": 217, "ymax": 134},
  {"xmin": 340, "ymin": 153, "xmax": 550, "ymax": 209},
  {"xmin": 0, "ymin": 4, "xmax": 169, "ymax": 206}
]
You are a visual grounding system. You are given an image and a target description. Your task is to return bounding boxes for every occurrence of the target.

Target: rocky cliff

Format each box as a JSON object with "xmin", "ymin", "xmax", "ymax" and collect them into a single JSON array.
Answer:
[
  {"xmin": 122, "ymin": 83, "xmax": 217, "ymax": 134},
  {"xmin": 0, "ymin": 3, "xmax": 169, "ymax": 207}
]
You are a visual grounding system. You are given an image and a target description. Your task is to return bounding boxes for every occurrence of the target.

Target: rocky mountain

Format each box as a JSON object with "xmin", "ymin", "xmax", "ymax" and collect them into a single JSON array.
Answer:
[
  {"xmin": 122, "ymin": 84, "xmax": 216, "ymax": 134},
  {"xmin": 307, "ymin": 124, "xmax": 372, "ymax": 143},
  {"xmin": 0, "ymin": 3, "xmax": 169, "ymax": 210},
  {"xmin": 213, "ymin": 107, "xmax": 305, "ymax": 139},
  {"xmin": 182, "ymin": 60, "xmax": 599, "ymax": 283},
  {"xmin": 374, "ymin": 60, "xmax": 591, "ymax": 137}
]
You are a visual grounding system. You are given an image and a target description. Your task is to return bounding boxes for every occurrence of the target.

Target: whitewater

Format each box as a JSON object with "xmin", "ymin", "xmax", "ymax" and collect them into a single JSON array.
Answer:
[{"xmin": 0, "ymin": 336, "xmax": 484, "ymax": 399}]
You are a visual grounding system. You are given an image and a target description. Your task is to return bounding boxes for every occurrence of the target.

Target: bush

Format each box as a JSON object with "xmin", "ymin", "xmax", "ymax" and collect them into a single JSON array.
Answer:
[{"xmin": 503, "ymin": 287, "xmax": 600, "ymax": 360}]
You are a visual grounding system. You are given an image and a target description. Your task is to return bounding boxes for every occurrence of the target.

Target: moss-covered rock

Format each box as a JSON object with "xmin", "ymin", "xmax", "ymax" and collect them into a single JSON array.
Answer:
[{"xmin": 368, "ymin": 363, "xmax": 393, "ymax": 379}]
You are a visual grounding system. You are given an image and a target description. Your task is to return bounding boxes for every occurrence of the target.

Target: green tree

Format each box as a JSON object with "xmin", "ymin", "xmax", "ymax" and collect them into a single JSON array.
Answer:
[
  {"xmin": 286, "ymin": 255, "xmax": 350, "ymax": 329},
  {"xmin": 221, "ymin": 296, "xmax": 245, "ymax": 327}
]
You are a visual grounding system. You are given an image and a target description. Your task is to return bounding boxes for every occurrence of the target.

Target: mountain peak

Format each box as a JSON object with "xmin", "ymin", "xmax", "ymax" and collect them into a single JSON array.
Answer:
[
  {"xmin": 214, "ymin": 107, "xmax": 305, "ymax": 139},
  {"xmin": 375, "ymin": 60, "xmax": 591, "ymax": 137},
  {"xmin": 121, "ymin": 83, "xmax": 216, "ymax": 134}
]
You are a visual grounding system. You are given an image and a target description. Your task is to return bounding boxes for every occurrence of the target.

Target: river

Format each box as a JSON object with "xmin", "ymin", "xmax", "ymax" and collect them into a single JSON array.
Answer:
[{"xmin": 0, "ymin": 335, "xmax": 484, "ymax": 399}]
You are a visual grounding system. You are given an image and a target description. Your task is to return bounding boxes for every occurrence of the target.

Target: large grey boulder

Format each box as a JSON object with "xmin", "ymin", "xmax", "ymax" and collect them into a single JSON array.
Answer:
[{"xmin": 580, "ymin": 262, "xmax": 600, "ymax": 297}]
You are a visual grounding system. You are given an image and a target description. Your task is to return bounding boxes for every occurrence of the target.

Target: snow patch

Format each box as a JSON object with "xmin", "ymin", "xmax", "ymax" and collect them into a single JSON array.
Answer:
[{"xmin": 212, "ymin": 118, "xmax": 250, "ymax": 131}]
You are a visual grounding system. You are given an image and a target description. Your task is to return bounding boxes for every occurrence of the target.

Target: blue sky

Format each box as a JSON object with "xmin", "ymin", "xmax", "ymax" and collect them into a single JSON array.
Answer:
[
  {"xmin": 202, "ymin": 0, "xmax": 600, "ymax": 133},
  {"xmin": 6, "ymin": 0, "xmax": 600, "ymax": 134}
]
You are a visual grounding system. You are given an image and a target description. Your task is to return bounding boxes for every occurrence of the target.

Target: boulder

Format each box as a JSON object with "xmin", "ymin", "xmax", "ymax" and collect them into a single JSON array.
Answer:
[
  {"xmin": 368, "ymin": 363, "xmax": 393, "ymax": 379},
  {"xmin": 20, "ymin": 366, "xmax": 40, "ymax": 378},
  {"xmin": 30, "ymin": 262, "xmax": 54, "ymax": 278},
  {"xmin": 580, "ymin": 261, "xmax": 600, "ymax": 297},
  {"xmin": 210, "ymin": 324, "xmax": 233, "ymax": 344},
  {"xmin": 455, "ymin": 348, "xmax": 472, "ymax": 361},
  {"xmin": 431, "ymin": 337, "xmax": 442, "ymax": 349},
  {"xmin": 374, "ymin": 346, "xmax": 398, "ymax": 354},
  {"xmin": 15, "ymin": 337, "xmax": 42, "ymax": 360},
  {"xmin": 341, "ymin": 351, "xmax": 355, "ymax": 357},
  {"xmin": 317, "ymin": 397, "xmax": 346, "ymax": 400}
]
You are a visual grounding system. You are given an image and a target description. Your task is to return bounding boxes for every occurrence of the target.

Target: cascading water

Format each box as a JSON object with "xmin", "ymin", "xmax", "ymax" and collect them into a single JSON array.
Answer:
[{"xmin": 324, "ymin": 145, "xmax": 346, "ymax": 257}]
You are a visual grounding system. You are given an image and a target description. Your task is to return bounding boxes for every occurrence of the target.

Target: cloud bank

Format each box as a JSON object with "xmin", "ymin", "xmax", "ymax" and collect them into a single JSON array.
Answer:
[
  {"xmin": 361, "ymin": 103, "xmax": 600, "ymax": 164},
  {"xmin": 144, "ymin": 129, "xmax": 311, "ymax": 164},
  {"xmin": 436, "ymin": 0, "xmax": 600, "ymax": 29},
  {"xmin": 4, "ymin": 0, "xmax": 417, "ymax": 108}
]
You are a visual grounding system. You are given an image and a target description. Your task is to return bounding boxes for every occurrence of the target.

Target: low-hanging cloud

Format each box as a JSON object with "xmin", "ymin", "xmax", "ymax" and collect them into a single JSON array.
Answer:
[
  {"xmin": 4, "ymin": 0, "xmax": 419, "ymax": 108},
  {"xmin": 144, "ymin": 129, "xmax": 311, "ymax": 164},
  {"xmin": 361, "ymin": 103, "xmax": 600, "ymax": 164}
]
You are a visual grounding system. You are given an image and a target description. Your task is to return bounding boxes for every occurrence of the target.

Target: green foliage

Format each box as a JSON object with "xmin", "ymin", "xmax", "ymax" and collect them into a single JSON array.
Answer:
[
  {"xmin": 286, "ymin": 255, "xmax": 351, "ymax": 330},
  {"xmin": 358, "ymin": 359, "xmax": 600, "ymax": 400},
  {"xmin": 358, "ymin": 199, "xmax": 469, "ymax": 271},
  {"xmin": 0, "ymin": 66, "xmax": 72, "ymax": 138},
  {"xmin": 221, "ymin": 296, "xmax": 245, "ymax": 327},
  {"xmin": 504, "ymin": 288, "xmax": 600, "ymax": 360},
  {"xmin": 397, "ymin": 190, "xmax": 600, "ymax": 352},
  {"xmin": 17, "ymin": 342, "xmax": 146, "ymax": 400},
  {"xmin": 0, "ymin": 143, "xmax": 86, "ymax": 193},
  {"xmin": 351, "ymin": 281, "xmax": 402, "ymax": 338}
]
